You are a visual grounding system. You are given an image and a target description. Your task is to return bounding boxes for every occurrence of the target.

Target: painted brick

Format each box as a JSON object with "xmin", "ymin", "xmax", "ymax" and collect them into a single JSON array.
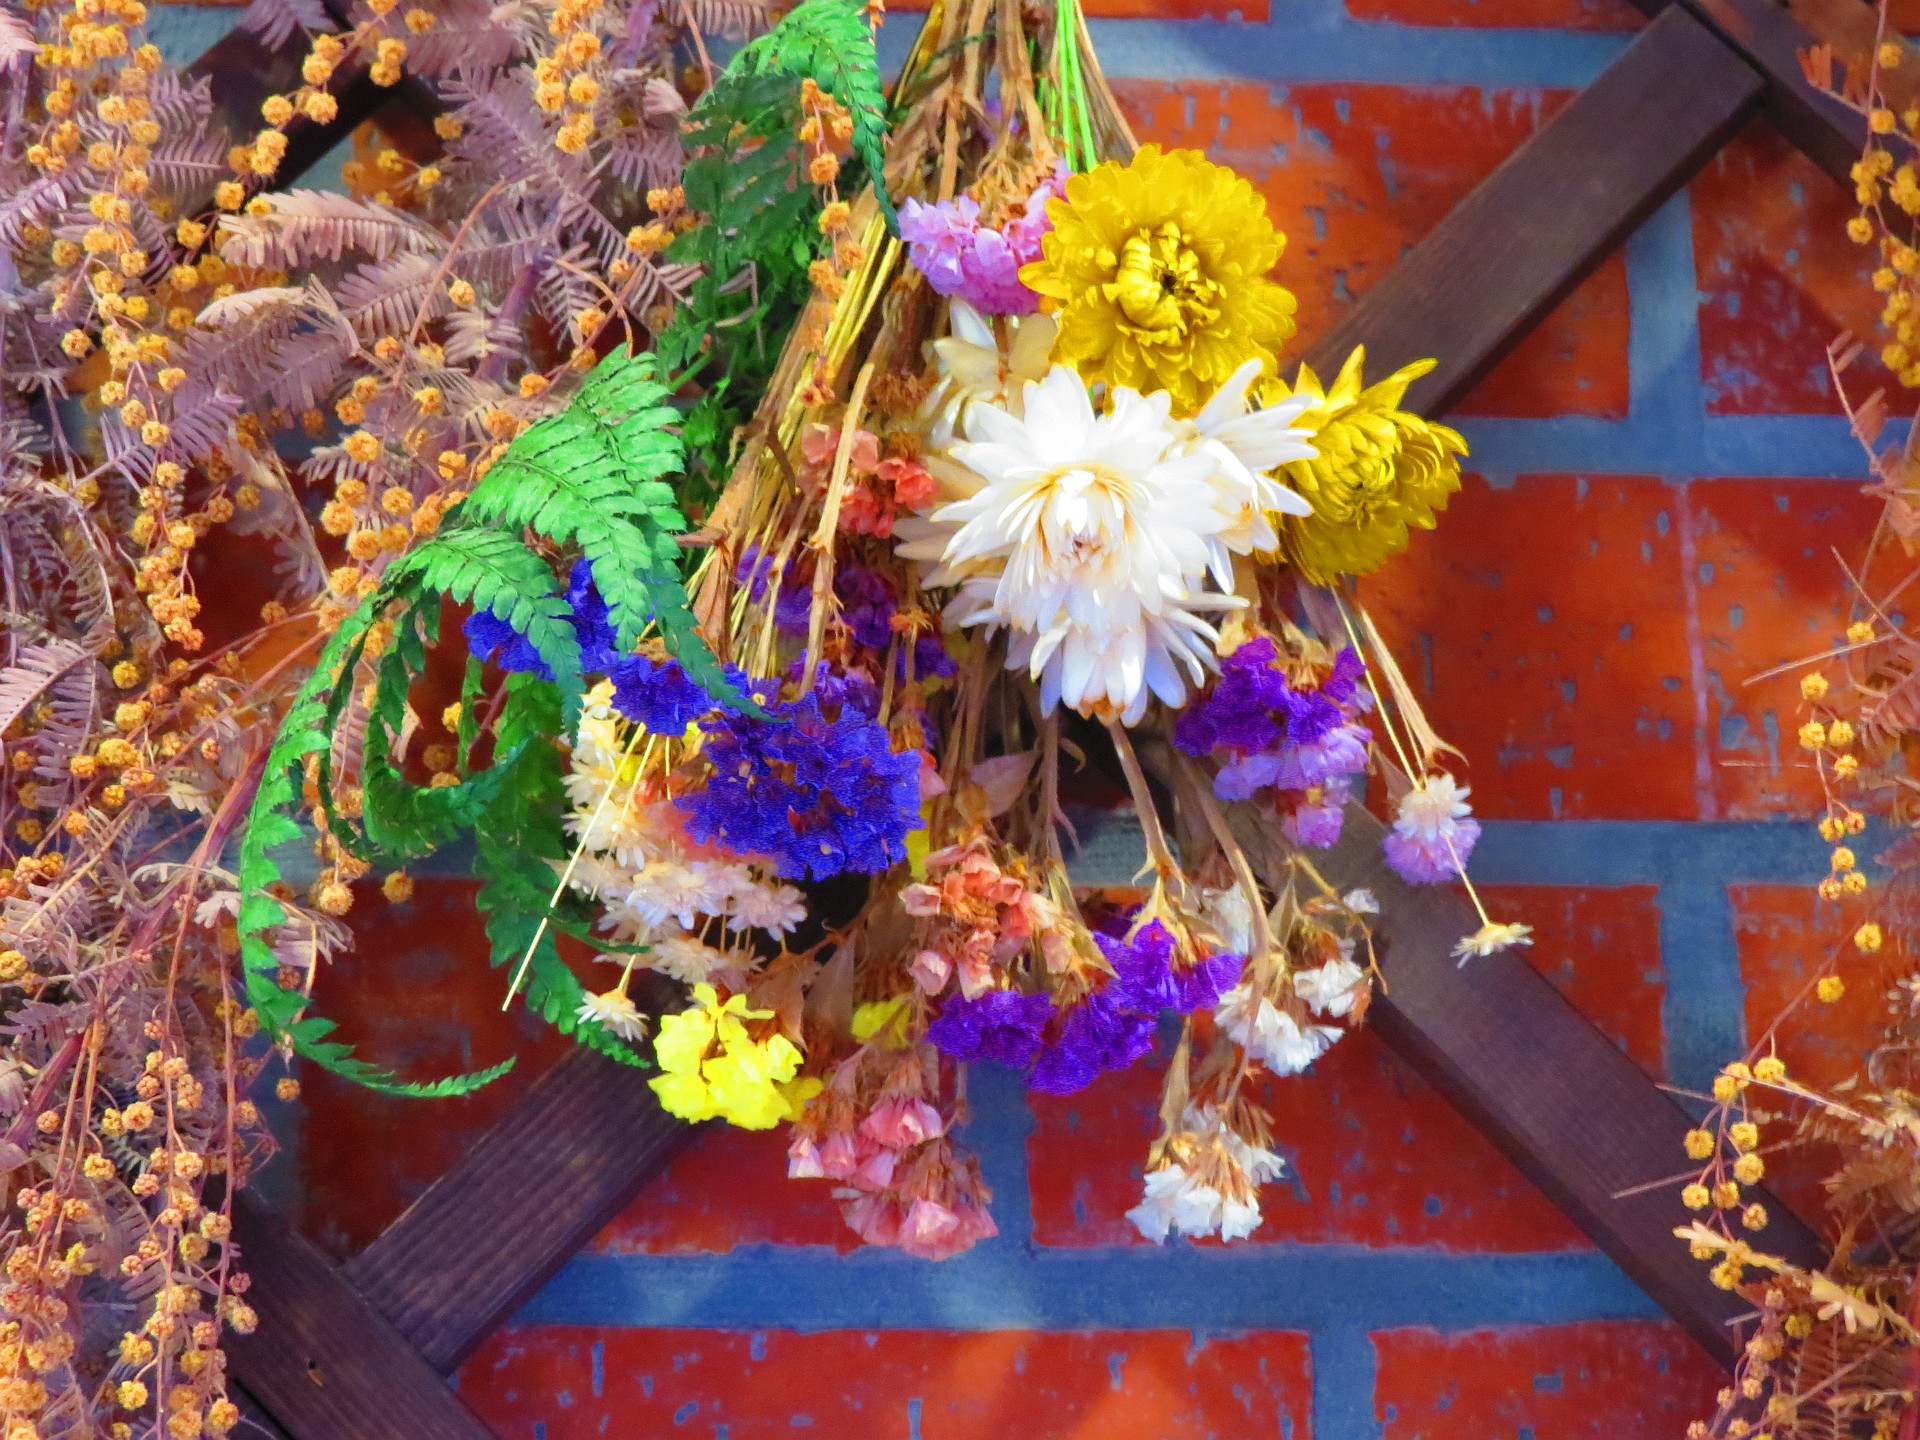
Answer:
[
  {"xmin": 457, "ymin": 1326, "xmax": 1314, "ymax": 1438},
  {"xmin": 1345, "ymin": 0, "xmax": 1637, "ymax": 31},
  {"xmin": 1372, "ymin": 1321, "xmax": 1724, "ymax": 1440},
  {"xmin": 1733, "ymin": 882, "xmax": 1886, "ymax": 1092},
  {"xmin": 591, "ymin": 1125, "xmax": 856, "ymax": 1254},
  {"xmin": 1028, "ymin": 884, "xmax": 1661, "ymax": 1249},
  {"xmin": 1689, "ymin": 479, "xmax": 1883, "ymax": 819},
  {"xmin": 296, "ymin": 877, "xmax": 569, "ymax": 1257},
  {"xmin": 1359, "ymin": 475, "xmax": 1698, "ymax": 820},
  {"xmin": 1114, "ymin": 81, "xmax": 1631, "ymax": 419},
  {"xmin": 1730, "ymin": 880, "xmax": 1899, "ymax": 1228},
  {"xmin": 1692, "ymin": 122, "xmax": 1887, "ymax": 415}
]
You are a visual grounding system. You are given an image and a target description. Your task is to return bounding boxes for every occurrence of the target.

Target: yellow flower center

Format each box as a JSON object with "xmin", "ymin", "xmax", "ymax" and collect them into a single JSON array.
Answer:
[{"xmin": 1102, "ymin": 224, "xmax": 1222, "ymax": 346}]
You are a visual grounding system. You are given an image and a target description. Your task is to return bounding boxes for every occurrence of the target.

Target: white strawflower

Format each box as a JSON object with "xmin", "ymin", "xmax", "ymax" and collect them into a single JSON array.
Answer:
[
  {"xmin": 920, "ymin": 299, "xmax": 1057, "ymax": 448},
  {"xmin": 1175, "ymin": 358, "xmax": 1317, "ymax": 573},
  {"xmin": 914, "ymin": 366, "xmax": 1244, "ymax": 725}
]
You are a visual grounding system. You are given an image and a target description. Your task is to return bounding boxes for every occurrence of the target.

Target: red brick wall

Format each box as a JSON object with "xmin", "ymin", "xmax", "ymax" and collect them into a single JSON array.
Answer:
[{"xmin": 147, "ymin": 0, "xmax": 1883, "ymax": 1430}]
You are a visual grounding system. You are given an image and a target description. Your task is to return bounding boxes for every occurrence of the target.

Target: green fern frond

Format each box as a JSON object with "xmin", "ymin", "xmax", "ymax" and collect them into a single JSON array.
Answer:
[
  {"xmin": 234, "ymin": 604, "xmax": 516, "ymax": 1098},
  {"xmin": 724, "ymin": 0, "xmax": 894, "ymax": 230}
]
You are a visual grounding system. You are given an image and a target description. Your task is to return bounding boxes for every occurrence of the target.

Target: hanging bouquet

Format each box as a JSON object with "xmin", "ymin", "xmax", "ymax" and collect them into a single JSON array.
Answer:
[{"xmin": 242, "ymin": 0, "xmax": 1531, "ymax": 1258}]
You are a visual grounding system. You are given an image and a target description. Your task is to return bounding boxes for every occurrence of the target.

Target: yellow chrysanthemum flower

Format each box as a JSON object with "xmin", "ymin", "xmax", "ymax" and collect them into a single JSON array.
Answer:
[
  {"xmin": 1018, "ymin": 145, "xmax": 1297, "ymax": 414},
  {"xmin": 1264, "ymin": 346, "xmax": 1467, "ymax": 583}
]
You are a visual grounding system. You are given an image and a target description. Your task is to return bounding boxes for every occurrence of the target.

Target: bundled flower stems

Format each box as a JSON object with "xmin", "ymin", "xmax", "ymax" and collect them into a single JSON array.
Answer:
[{"xmin": 410, "ymin": 0, "xmax": 1526, "ymax": 1258}]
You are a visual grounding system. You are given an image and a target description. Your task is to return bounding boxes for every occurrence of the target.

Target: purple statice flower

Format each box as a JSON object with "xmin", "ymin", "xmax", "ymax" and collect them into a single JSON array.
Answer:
[
  {"xmin": 463, "ymin": 608, "xmax": 553, "ymax": 679},
  {"xmin": 927, "ymin": 989, "xmax": 1054, "ymax": 1067},
  {"xmin": 1024, "ymin": 920, "xmax": 1242, "ymax": 1095},
  {"xmin": 1172, "ymin": 947, "xmax": 1246, "ymax": 1012},
  {"xmin": 1174, "ymin": 637, "xmax": 1294, "ymax": 756},
  {"xmin": 1382, "ymin": 773, "xmax": 1481, "ymax": 884},
  {"xmin": 566, "ymin": 558, "xmax": 620, "ymax": 673},
  {"xmin": 1029, "ymin": 986, "xmax": 1157, "ymax": 1095},
  {"xmin": 1285, "ymin": 780, "xmax": 1351, "ymax": 848},
  {"xmin": 1215, "ymin": 720, "xmax": 1370, "ymax": 801},
  {"xmin": 734, "ymin": 543, "xmax": 811, "ymax": 637},
  {"xmin": 676, "ymin": 681, "xmax": 922, "ymax": 881},
  {"xmin": 1177, "ymin": 638, "xmax": 1374, "ymax": 848},
  {"xmin": 898, "ymin": 168, "xmax": 1064, "ymax": 316},
  {"xmin": 609, "ymin": 654, "xmax": 713, "ymax": 733}
]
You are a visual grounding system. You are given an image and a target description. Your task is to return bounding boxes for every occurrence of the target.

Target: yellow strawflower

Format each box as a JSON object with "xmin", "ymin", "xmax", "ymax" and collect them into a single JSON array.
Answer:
[
  {"xmin": 1018, "ymin": 145, "xmax": 1297, "ymax": 414},
  {"xmin": 649, "ymin": 984, "xmax": 808, "ymax": 1129},
  {"xmin": 1264, "ymin": 346, "xmax": 1466, "ymax": 583}
]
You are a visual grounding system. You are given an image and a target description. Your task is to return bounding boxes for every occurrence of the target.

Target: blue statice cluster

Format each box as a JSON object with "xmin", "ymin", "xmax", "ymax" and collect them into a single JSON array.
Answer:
[
  {"xmin": 675, "ymin": 665, "xmax": 923, "ymax": 882},
  {"xmin": 464, "ymin": 559, "xmax": 717, "ymax": 733},
  {"xmin": 1174, "ymin": 637, "xmax": 1372, "ymax": 847},
  {"xmin": 736, "ymin": 546, "xmax": 956, "ymax": 680},
  {"xmin": 925, "ymin": 921, "xmax": 1244, "ymax": 1096}
]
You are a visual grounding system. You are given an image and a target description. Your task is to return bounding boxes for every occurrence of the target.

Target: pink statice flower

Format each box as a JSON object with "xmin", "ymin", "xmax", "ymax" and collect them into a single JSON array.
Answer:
[
  {"xmin": 1382, "ymin": 772, "xmax": 1481, "ymax": 883},
  {"xmin": 898, "ymin": 167, "xmax": 1067, "ymax": 316}
]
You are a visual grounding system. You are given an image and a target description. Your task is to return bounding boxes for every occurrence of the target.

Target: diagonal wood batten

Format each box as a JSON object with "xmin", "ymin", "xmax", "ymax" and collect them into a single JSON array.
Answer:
[
  {"xmin": 1244, "ymin": 808, "xmax": 1827, "ymax": 1367},
  {"xmin": 183, "ymin": 10, "xmax": 441, "ymax": 178},
  {"xmin": 1304, "ymin": 6, "xmax": 1764, "ymax": 417},
  {"xmin": 206, "ymin": 0, "xmax": 1880, "ymax": 1432},
  {"xmin": 343, "ymin": 1028, "xmax": 692, "ymax": 1372},
  {"xmin": 224, "ymin": 1194, "xmax": 499, "ymax": 1438}
]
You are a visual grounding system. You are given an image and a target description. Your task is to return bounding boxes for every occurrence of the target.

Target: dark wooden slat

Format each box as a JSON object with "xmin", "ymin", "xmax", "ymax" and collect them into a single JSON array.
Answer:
[
  {"xmin": 1694, "ymin": 0, "xmax": 1866, "ymax": 186},
  {"xmin": 342, "ymin": 1031, "xmax": 694, "ymax": 1373},
  {"xmin": 1232, "ymin": 805, "xmax": 1827, "ymax": 1366},
  {"xmin": 183, "ymin": 21, "xmax": 442, "ymax": 184},
  {"xmin": 1304, "ymin": 5, "xmax": 1762, "ymax": 417},
  {"xmin": 1644, "ymin": 0, "xmax": 1873, "ymax": 188},
  {"xmin": 224, "ymin": 1193, "xmax": 499, "ymax": 1440}
]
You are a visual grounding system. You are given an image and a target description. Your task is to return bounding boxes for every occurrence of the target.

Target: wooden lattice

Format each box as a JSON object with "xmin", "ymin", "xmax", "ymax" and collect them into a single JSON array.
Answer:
[{"xmin": 184, "ymin": 0, "xmax": 1885, "ymax": 1430}]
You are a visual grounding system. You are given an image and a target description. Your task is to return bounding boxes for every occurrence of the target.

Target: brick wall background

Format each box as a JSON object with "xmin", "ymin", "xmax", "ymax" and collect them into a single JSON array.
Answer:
[{"xmin": 150, "ymin": 0, "xmax": 1887, "ymax": 1432}]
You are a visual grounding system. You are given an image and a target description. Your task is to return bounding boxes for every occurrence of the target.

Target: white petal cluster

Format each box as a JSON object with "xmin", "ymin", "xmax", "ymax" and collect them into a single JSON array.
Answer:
[
  {"xmin": 563, "ymin": 686, "xmax": 804, "ymax": 981},
  {"xmin": 1291, "ymin": 950, "xmax": 1368, "ymax": 1018},
  {"xmin": 1126, "ymin": 1105, "xmax": 1287, "ymax": 1244},
  {"xmin": 1215, "ymin": 983, "xmax": 1343, "ymax": 1075},
  {"xmin": 901, "ymin": 363, "xmax": 1316, "ymax": 725}
]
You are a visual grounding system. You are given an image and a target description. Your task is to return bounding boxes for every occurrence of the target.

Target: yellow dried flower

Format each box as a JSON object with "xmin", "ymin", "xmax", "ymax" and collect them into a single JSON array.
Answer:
[
  {"xmin": 1020, "ymin": 145, "xmax": 1298, "ymax": 413},
  {"xmin": 1855, "ymin": 922, "xmax": 1884, "ymax": 953},
  {"xmin": 1817, "ymin": 974, "xmax": 1846, "ymax": 1003},
  {"xmin": 1266, "ymin": 346, "xmax": 1466, "ymax": 582}
]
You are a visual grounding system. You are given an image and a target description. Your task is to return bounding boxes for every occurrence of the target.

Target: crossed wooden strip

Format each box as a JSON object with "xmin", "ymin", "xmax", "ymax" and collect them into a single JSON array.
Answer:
[{"xmin": 185, "ymin": 3, "xmax": 1872, "ymax": 1432}]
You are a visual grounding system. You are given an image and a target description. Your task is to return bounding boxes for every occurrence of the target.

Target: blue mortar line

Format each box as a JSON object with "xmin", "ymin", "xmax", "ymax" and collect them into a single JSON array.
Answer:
[
  {"xmin": 1311, "ymin": 1328, "xmax": 1384, "ymax": 1440},
  {"xmin": 1457, "ymin": 415, "xmax": 1872, "ymax": 479},
  {"xmin": 1626, "ymin": 192, "xmax": 1707, "ymax": 449},
  {"xmin": 1653, "ymin": 878, "xmax": 1747, "ymax": 1093},
  {"xmin": 158, "ymin": 2, "xmax": 1629, "ymax": 91},
  {"xmin": 957, "ymin": 1061, "xmax": 1037, "ymax": 1250},
  {"xmin": 516, "ymin": 1246, "xmax": 1661, "ymax": 1332},
  {"xmin": 1471, "ymin": 819, "xmax": 1827, "ymax": 885}
]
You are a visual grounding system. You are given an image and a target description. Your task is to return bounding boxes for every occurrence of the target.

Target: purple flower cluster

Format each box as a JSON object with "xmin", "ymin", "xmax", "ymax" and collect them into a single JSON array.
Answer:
[
  {"xmin": 1174, "ymin": 638, "xmax": 1372, "ymax": 848},
  {"xmin": 676, "ymin": 680, "xmax": 922, "ymax": 882},
  {"xmin": 735, "ymin": 547, "xmax": 955, "ymax": 680},
  {"xmin": 898, "ymin": 168, "xmax": 1065, "ymax": 316},
  {"xmin": 464, "ymin": 559, "xmax": 725, "ymax": 734},
  {"xmin": 925, "ymin": 989, "xmax": 1053, "ymax": 1067},
  {"xmin": 925, "ymin": 921, "xmax": 1245, "ymax": 1097}
]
